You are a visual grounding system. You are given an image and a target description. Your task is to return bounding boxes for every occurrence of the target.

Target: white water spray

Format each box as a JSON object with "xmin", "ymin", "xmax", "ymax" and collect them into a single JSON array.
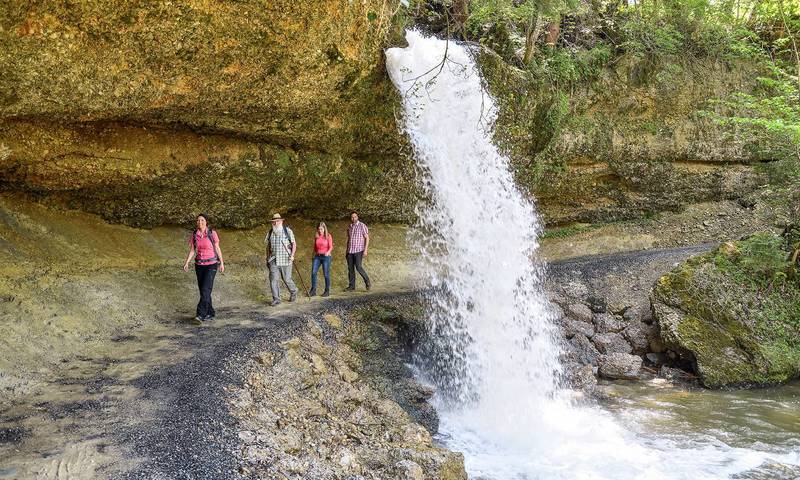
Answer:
[
  {"xmin": 386, "ymin": 30, "xmax": 800, "ymax": 479},
  {"xmin": 386, "ymin": 29, "xmax": 561, "ymax": 422}
]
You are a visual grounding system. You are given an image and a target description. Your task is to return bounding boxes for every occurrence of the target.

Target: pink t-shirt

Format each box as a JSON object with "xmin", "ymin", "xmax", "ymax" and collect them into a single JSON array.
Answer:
[
  {"xmin": 314, "ymin": 234, "xmax": 333, "ymax": 255},
  {"xmin": 188, "ymin": 230, "xmax": 219, "ymax": 265}
]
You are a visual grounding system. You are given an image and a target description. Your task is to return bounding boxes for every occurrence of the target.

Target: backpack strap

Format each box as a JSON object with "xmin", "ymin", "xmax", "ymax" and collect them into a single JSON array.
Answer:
[
  {"xmin": 284, "ymin": 225, "xmax": 292, "ymax": 246},
  {"xmin": 268, "ymin": 226, "xmax": 293, "ymax": 248}
]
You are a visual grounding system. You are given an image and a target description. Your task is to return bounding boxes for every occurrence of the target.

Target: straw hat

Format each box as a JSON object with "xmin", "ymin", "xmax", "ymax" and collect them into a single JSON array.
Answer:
[{"xmin": 270, "ymin": 213, "xmax": 284, "ymax": 222}]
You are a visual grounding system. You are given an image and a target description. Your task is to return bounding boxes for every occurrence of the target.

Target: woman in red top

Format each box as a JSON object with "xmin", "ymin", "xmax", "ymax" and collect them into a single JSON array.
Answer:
[
  {"xmin": 309, "ymin": 222, "xmax": 333, "ymax": 297},
  {"xmin": 183, "ymin": 213, "xmax": 225, "ymax": 321}
]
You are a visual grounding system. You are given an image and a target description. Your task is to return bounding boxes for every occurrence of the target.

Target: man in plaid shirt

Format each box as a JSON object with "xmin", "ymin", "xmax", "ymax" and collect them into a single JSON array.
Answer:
[
  {"xmin": 265, "ymin": 213, "xmax": 298, "ymax": 305},
  {"xmin": 345, "ymin": 211, "xmax": 371, "ymax": 291}
]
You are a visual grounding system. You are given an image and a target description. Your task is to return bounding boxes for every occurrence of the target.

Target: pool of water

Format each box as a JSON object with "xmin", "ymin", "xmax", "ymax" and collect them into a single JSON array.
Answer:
[{"xmin": 433, "ymin": 380, "xmax": 800, "ymax": 480}]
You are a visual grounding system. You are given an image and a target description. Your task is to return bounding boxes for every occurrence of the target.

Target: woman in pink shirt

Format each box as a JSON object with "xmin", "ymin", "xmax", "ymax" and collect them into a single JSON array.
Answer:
[
  {"xmin": 183, "ymin": 213, "xmax": 225, "ymax": 321},
  {"xmin": 309, "ymin": 222, "xmax": 333, "ymax": 297}
]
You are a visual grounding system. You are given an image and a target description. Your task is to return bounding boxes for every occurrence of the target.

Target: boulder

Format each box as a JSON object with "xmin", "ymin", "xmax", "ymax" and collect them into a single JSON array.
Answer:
[
  {"xmin": 396, "ymin": 460, "xmax": 425, "ymax": 480},
  {"xmin": 565, "ymin": 319, "xmax": 595, "ymax": 339},
  {"xmin": 592, "ymin": 333, "xmax": 633, "ymax": 355},
  {"xmin": 598, "ymin": 353, "xmax": 642, "ymax": 380},
  {"xmin": 565, "ymin": 303, "xmax": 594, "ymax": 323},
  {"xmin": 651, "ymin": 235, "xmax": 800, "ymax": 387},
  {"xmin": 569, "ymin": 333, "xmax": 602, "ymax": 366},
  {"xmin": 566, "ymin": 364, "xmax": 598, "ymax": 392},
  {"xmin": 587, "ymin": 296, "xmax": 607, "ymax": 313},
  {"xmin": 594, "ymin": 313, "xmax": 624, "ymax": 333},
  {"xmin": 622, "ymin": 321, "xmax": 650, "ymax": 354}
]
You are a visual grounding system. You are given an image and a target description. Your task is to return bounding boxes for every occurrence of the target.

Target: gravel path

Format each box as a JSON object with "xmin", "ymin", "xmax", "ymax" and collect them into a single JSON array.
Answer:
[{"xmin": 114, "ymin": 293, "xmax": 416, "ymax": 480}]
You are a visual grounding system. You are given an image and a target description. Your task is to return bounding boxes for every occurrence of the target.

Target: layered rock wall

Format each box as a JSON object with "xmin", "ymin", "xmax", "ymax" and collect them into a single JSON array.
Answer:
[
  {"xmin": 0, "ymin": 2, "xmax": 780, "ymax": 228},
  {"xmin": 0, "ymin": 0, "xmax": 413, "ymax": 227}
]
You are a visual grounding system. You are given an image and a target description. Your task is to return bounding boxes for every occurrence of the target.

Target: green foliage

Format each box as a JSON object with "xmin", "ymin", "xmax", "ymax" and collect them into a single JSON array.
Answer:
[
  {"xmin": 441, "ymin": 0, "xmax": 799, "ymax": 67},
  {"xmin": 620, "ymin": 20, "xmax": 685, "ymax": 56},
  {"xmin": 531, "ymin": 42, "xmax": 613, "ymax": 86},
  {"xmin": 712, "ymin": 233, "xmax": 796, "ymax": 288},
  {"xmin": 701, "ymin": 61, "xmax": 800, "ymax": 222}
]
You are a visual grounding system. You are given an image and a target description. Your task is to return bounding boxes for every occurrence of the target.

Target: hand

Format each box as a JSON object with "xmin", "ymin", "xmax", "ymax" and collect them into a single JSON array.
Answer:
[
  {"xmin": 219, "ymin": 262, "xmax": 225, "ymax": 273},
  {"xmin": 183, "ymin": 262, "xmax": 189, "ymax": 272},
  {"xmin": 363, "ymin": 250, "xmax": 368, "ymax": 258},
  {"xmin": 290, "ymin": 256, "xmax": 295, "ymax": 261}
]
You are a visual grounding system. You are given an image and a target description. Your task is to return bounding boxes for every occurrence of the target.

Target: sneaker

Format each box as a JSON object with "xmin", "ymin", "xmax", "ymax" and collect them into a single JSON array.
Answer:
[
  {"xmin": 321, "ymin": 291, "xmax": 330, "ymax": 297},
  {"xmin": 193, "ymin": 315, "xmax": 203, "ymax": 324},
  {"xmin": 270, "ymin": 300, "xmax": 281, "ymax": 306},
  {"xmin": 203, "ymin": 315, "xmax": 215, "ymax": 321},
  {"xmin": 289, "ymin": 293, "xmax": 297, "ymax": 302}
]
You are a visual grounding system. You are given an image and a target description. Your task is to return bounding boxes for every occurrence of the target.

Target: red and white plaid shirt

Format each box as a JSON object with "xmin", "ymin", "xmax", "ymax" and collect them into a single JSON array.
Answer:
[{"xmin": 347, "ymin": 221, "xmax": 369, "ymax": 253}]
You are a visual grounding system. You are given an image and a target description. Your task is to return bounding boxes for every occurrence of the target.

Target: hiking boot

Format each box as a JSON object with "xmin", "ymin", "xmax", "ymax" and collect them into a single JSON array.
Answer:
[
  {"xmin": 321, "ymin": 290, "xmax": 330, "ymax": 297},
  {"xmin": 308, "ymin": 288, "xmax": 317, "ymax": 297},
  {"xmin": 289, "ymin": 292, "xmax": 297, "ymax": 302},
  {"xmin": 344, "ymin": 286, "xmax": 355, "ymax": 292},
  {"xmin": 270, "ymin": 300, "xmax": 281, "ymax": 306}
]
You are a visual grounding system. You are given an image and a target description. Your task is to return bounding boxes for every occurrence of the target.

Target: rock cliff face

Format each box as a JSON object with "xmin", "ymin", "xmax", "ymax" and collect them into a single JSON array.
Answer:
[
  {"xmin": 0, "ymin": 0, "xmax": 413, "ymax": 227},
  {"xmin": 0, "ymin": 2, "xmax": 779, "ymax": 228},
  {"xmin": 481, "ymin": 51, "xmax": 767, "ymax": 225}
]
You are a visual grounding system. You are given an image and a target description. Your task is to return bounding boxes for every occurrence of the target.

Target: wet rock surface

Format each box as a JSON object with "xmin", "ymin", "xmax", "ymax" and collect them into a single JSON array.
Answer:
[
  {"xmin": 598, "ymin": 353, "xmax": 643, "ymax": 380},
  {"xmin": 115, "ymin": 293, "xmax": 466, "ymax": 480},
  {"xmin": 547, "ymin": 244, "xmax": 714, "ymax": 389}
]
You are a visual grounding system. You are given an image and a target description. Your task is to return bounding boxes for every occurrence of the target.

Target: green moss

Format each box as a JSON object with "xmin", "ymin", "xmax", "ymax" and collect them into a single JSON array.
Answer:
[{"xmin": 654, "ymin": 233, "xmax": 800, "ymax": 387}]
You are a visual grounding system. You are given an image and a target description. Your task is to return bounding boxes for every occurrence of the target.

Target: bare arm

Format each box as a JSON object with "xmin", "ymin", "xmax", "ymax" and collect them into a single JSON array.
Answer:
[
  {"xmin": 183, "ymin": 245, "xmax": 196, "ymax": 271},
  {"xmin": 363, "ymin": 233, "xmax": 370, "ymax": 257},
  {"xmin": 213, "ymin": 239, "xmax": 225, "ymax": 273}
]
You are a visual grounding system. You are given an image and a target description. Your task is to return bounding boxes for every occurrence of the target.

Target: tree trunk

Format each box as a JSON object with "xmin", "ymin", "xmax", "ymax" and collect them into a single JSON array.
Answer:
[
  {"xmin": 546, "ymin": 14, "xmax": 561, "ymax": 49},
  {"xmin": 523, "ymin": 8, "xmax": 543, "ymax": 65},
  {"xmin": 777, "ymin": 0, "xmax": 800, "ymax": 89},
  {"xmin": 746, "ymin": 0, "xmax": 761, "ymax": 25},
  {"xmin": 453, "ymin": 0, "xmax": 470, "ymax": 41}
]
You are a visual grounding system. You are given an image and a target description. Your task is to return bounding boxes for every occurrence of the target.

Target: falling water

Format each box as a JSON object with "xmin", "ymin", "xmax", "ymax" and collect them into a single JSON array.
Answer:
[{"xmin": 385, "ymin": 30, "xmax": 800, "ymax": 479}]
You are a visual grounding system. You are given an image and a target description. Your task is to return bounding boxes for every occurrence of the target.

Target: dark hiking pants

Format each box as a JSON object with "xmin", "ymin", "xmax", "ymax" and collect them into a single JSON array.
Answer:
[
  {"xmin": 195, "ymin": 263, "xmax": 218, "ymax": 318},
  {"xmin": 346, "ymin": 251, "xmax": 370, "ymax": 289}
]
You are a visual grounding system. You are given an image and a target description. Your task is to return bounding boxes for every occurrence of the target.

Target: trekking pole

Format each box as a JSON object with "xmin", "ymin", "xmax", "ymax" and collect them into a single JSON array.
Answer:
[
  {"xmin": 282, "ymin": 243, "xmax": 310, "ymax": 298},
  {"xmin": 292, "ymin": 257, "xmax": 311, "ymax": 299}
]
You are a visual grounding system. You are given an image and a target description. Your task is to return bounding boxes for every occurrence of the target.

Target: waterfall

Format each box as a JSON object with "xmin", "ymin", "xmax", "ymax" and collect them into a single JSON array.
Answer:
[
  {"xmin": 386, "ymin": 29, "xmax": 561, "ymax": 418},
  {"xmin": 385, "ymin": 30, "xmax": 800, "ymax": 480}
]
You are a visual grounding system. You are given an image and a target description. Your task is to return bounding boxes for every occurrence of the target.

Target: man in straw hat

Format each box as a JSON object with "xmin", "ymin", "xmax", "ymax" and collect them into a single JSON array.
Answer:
[{"xmin": 265, "ymin": 213, "xmax": 298, "ymax": 306}]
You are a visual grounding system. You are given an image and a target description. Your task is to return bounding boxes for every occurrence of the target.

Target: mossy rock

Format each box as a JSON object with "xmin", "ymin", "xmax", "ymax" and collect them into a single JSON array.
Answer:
[{"xmin": 652, "ymin": 233, "xmax": 800, "ymax": 388}]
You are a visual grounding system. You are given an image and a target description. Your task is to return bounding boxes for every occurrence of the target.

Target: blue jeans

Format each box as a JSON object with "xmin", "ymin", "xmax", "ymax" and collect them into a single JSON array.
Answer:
[{"xmin": 311, "ymin": 255, "xmax": 331, "ymax": 293}]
